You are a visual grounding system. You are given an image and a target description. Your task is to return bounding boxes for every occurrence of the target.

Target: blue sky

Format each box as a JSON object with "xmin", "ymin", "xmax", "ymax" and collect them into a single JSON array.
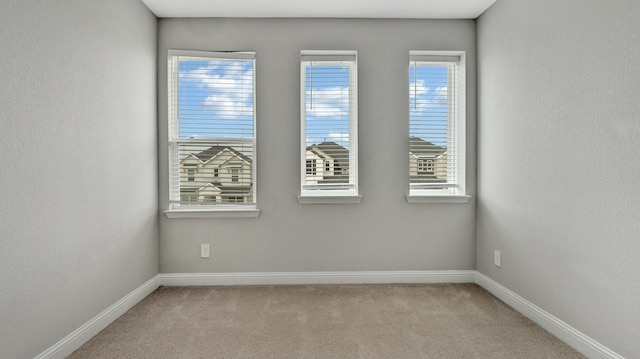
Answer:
[
  {"xmin": 176, "ymin": 59, "xmax": 448, "ymax": 148},
  {"xmin": 410, "ymin": 64, "xmax": 449, "ymax": 148},
  {"xmin": 178, "ymin": 59, "xmax": 254, "ymax": 139},
  {"xmin": 304, "ymin": 64, "xmax": 351, "ymax": 148}
]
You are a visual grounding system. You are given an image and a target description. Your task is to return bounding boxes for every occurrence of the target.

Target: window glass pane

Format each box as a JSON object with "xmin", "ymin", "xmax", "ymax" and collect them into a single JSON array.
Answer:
[
  {"xmin": 408, "ymin": 54, "xmax": 465, "ymax": 196},
  {"xmin": 177, "ymin": 59, "xmax": 254, "ymax": 138},
  {"xmin": 304, "ymin": 64, "xmax": 350, "ymax": 185},
  {"xmin": 176, "ymin": 142, "xmax": 254, "ymax": 206},
  {"xmin": 169, "ymin": 52, "xmax": 256, "ymax": 208},
  {"xmin": 410, "ymin": 63, "xmax": 450, "ymax": 188},
  {"xmin": 301, "ymin": 52, "xmax": 357, "ymax": 197}
]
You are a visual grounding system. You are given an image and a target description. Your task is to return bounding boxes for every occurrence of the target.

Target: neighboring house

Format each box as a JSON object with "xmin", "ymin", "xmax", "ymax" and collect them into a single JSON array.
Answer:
[
  {"xmin": 409, "ymin": 136, "xmax": 447, "ymax": 184},
  {"xmin": 180, "ymin": 146, "xmax": 253, "ymax": 204},
  {"xmin": 304, "ymin": 139, "xmax": 447, "ymax": 186},
  {"xmin": 305, "ymin": 141, "xmax": 349, "ymax": 185}
]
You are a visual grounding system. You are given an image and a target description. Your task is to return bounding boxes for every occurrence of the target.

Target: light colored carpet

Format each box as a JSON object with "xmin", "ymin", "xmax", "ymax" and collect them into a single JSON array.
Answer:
[{"xmin": 69, "ymin": 284, "xmax": 586, "ymax": 358}]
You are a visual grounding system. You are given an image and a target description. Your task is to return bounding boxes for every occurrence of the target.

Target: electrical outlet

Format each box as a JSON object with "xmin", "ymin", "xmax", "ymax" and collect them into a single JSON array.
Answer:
[
  {"xmin": 201, "ymin": 244, "xmax": 210, "ymax": 258},
  {"xmin": 494, "ymin": 250, "xmax": 502, "ymax": 268}
]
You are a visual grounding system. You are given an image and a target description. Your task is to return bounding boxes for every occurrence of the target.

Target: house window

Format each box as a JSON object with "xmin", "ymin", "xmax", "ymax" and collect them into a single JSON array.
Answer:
[
  {"xmin": 204, "ymin": 195, "xmax": 217, "ymax": 204},
  {"xmin": 417, "ymin": 159, "xmax": 434, "ymax": 174},
  {"xmin": 409, "ymin": 51, "xmax": 466, "ymax": 198},
  {"xmin": 300, "ymin": 50, "xmax": 359, "ymax": 202},
  {"xmin": 225, "ymin": 196, "xmax": 244, "ymax": 203},
  {"xmin": 334, "ymin": 160, "xmax": 342, "ymax": 175},
  {"xmin": 306, "ymin": 159, "xmax": 316, "ymax": 175},
  {"xmin": 230, "ymin": 168, "xmax": 239, "ymax": 183},
  {"xmin": 180, "ymin": 189, "xmax": 198, "ymax": 204},
  {"xmin": 185, "ymin": 165, "xmax": 196, "ymax": 182},
  {"xmin": 168, "ymin": 50, "xmax": 256, "ymax": 210}
]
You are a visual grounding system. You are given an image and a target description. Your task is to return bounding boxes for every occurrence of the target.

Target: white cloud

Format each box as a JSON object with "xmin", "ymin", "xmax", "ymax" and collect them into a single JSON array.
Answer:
[
  {"xmin": 304, "ymin": 85, "xmax": 351, "ymax": 147},
  {"xmin": 305, "ymin": 86, "xmax": 350, "ymax": 118},
  {"xmin": 328, "ymin": 132, "xmax": 349, "ymax": 143},
  {"xmin": 409, "ymin": 79, "xmax": 429, "ymax": 96},
  {"xmin": 181, "ymin": 61, "xmax": 254, "ymax": 120},
  {"xmin": 410, "ymin": 81, "xmax": 449, "ymax": 118}
]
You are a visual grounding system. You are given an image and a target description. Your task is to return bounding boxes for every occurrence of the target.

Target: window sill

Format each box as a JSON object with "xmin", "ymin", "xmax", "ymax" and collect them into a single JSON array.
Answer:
[
  {"xmin": 406, "ymin": 195, "xmax": 471, "ymax": 204},
  {"xmin": 164, "ymin": 208, "xmax": 260, "ymax": 219},
  {"xmin": 297, "ymin": 195, "xmax": 363, "ymax": 205}
]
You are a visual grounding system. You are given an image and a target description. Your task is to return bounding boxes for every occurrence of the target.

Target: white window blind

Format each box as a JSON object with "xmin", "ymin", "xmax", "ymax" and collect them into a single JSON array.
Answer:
[
  {"xmin": 409, "ymin": 51, "xmax": 466, "ymax": 196},
  {"xmin": 168, "ymin": 50, "xmax": 256, "ymax": 209},
  {"xmin": 300, "ymin": 50, "xmax": 358, "ymax": 197}
]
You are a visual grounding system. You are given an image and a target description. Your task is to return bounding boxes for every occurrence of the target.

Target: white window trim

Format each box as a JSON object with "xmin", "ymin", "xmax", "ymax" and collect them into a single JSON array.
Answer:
[
  {"xmin": 165, "ymin": 49, "xmax": 259, "ymax": 218},
  {"xmin": 297, "ymin": 195, "xmax": 362, "ymax": 205},
  {"xmin": 299, "ymin": 50, "xmax": 360, "ymax": 204},
  {"xmin": 165, "ymin": 208, "xmax": 260, "ymax": 219},
  {"xmin": 405, "ymin": 194, "xmax": 471, "ymax": 204},
  {"xmin": 407, "ymin": 50, "xmax": 469, "ymax": 204}
]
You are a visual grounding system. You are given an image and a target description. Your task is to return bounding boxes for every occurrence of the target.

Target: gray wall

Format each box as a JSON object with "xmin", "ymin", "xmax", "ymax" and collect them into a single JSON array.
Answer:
[
  {"xmin": 0, "ymin": 1, "xmax": 158, "ymax": 358},
  {"xmin": 158, "ymin": 19, "xmax": 477, "ymax": 273},
  {"xmin": 477, "ymin": 0, "xmax": 640, "ymax": 357}
]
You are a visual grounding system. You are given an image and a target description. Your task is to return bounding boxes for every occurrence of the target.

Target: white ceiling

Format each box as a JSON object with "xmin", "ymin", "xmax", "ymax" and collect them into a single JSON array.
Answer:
[{"xmin": 141, "ymin": 0, "xmax": 497, "ymax": 19}]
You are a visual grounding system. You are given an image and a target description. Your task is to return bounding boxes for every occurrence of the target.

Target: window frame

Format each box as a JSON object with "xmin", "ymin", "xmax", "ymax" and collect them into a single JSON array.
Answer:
[
  {"xmin": 164, "ymin": 49, "xmax": 260, "ymax": 218},
  {"xmin": 185, "ymin": 164, "xmax": 196, "ymax": 182},
  {"xmin": 298, "ymin": 50, "xmax": 361, "ymax": 204},
  {"xmin": 407, "ymin": 51, "xmax": 470, "ymax": 204},
  {"xmin": 230, "ymin": 168, "xmax": 240, "ymax": 183},
  {"xmin": 306, "ymin": 159, "xmax": 317, "ymax": 176},
  {"xmin": 417, "ymin": 159, "xmax": 435, "ymax": 175}
]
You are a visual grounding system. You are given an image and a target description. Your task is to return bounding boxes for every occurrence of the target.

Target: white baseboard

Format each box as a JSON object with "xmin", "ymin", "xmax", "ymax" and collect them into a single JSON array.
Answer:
[
  {"xmin": 475, "ymin": 272, "xmax": 625, "ymax": 359},
  {"xmin": 35, "ymin": 271, "xmax": 625, "ymax": 359},
  {"xmin": 159, "ymin": 270, "xmax": 477, "ymax": 286},
  {"xmin": 35, "ymin": 275, "xmax": 161, "ymax": 359}
]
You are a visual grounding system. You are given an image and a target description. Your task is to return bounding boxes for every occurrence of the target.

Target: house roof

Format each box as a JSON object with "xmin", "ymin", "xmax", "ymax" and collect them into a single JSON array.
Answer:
[
  {"xmin": 182, "ymin": 182, "xmax": 253, "ymax": 194},
  {"xmin": 194, "ymin": 146, "xmax": 252, "ymax": 164},
  {"xmin": 218, "ymin": 186, "xmax": 253, "ymax": 195},
  {"xmin": 409, "ymin": 136, "xmax": 446, "ymax": 157},
  {"xmin": 307, "ymin": 142, "xmax": 349, "ymax": 161},
  {"xmin": 202, "ymin": 181, "xmax": 253, "ymax": 193}
]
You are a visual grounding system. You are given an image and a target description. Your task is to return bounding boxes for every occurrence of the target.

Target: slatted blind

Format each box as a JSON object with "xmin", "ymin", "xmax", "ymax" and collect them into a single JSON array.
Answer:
[
  {"xmin": 409, "ymin": 52, "xmax": 464, "ymax": 193},
  {"xmin": 168, "ymin": 50, "xmax": 256, "ymax": 208},
  {"xmin": 300, "ymin": 51, "xmax": 358, "ymax": 195}
]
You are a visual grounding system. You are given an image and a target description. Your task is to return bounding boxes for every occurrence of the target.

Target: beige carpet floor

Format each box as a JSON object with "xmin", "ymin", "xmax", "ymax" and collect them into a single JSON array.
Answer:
[{"xmin": 69, "ymin": 284, "xmax": 586, "ymax": 358}]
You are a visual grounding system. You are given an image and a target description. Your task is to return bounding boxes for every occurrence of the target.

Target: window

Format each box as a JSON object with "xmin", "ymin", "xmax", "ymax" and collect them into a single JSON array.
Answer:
[
  {"xmin": 417, "ymin": 159, "xmax": 434, "ymax": 175},
  {"xmin": 299, "ymin": 50, "xmax": 360, "ymax": 203},
  {"xmin": 306, "ymin": 159, "xmax": 316, "ymax": 175},
  {"xmin": 180, "ymin": 189, "xmax": 198, "ymax": 204},
  {"xmin": 408, "ymin": 51, "xmax": 468, "ymax": 202},
  {"xmin": 167, "ymin": 50, "xmax": 257, "ymax": 213},
  {"xmin": 185, "ymin": 165, "xmax": 196, "ymax": 182},
  {"xmin": 204, "ymin": 195, "xmax": 217, "ymax": 204},
  {"xmin": 230, "ymin": 168, "xmax": 239, "ymax": 183}
]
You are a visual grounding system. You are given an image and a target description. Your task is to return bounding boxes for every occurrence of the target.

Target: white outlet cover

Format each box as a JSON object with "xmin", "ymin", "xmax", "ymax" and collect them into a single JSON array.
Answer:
[
  {"xmin": 494, "ymin": 250, "xmax": 502, "ymax": 267},
  {"xmin": 201, "ymin": 244, "xmax": 210, "ymax": 258}
]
